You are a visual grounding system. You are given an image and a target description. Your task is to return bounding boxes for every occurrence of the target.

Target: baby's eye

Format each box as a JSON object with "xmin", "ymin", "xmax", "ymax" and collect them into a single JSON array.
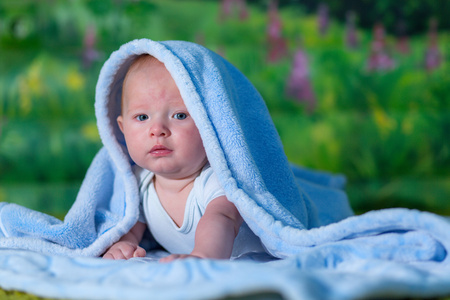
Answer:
[
  {"xmin": 173, "ymin": 113, "xmax": 188, "ymax": 120},
  {"xmin": 136, "ymin": 114, "xmax": 149, "ymax": 121}
]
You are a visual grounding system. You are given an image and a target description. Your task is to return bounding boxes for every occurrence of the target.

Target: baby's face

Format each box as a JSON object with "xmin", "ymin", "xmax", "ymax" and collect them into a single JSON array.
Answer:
[{"xmin": 117, "ymin": 59, "xmax": 207, "ymax": 180}]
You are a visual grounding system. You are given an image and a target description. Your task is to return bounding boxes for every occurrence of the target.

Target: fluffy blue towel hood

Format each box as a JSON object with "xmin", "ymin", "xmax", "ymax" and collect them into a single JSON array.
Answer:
[
  {"xmin": 0, "ymin": 39, "xmax": 352, "ymax": 257},
  {"xmin": 95, "ymin": 38, "xmax": 352, "ymax": 255},
  {"xmin": 98, "ymin": 39, "xmax": 309, "ymax": 228}
]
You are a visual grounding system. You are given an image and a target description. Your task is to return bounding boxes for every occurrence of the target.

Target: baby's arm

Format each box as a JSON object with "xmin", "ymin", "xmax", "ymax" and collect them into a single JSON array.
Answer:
[
  {"xmin": 160, "ymin": 196, "xmax": 243, "ymax": 262},
  {"xmin": 103, "ymin": 221, "xmax": 147, "ymax": 260}
]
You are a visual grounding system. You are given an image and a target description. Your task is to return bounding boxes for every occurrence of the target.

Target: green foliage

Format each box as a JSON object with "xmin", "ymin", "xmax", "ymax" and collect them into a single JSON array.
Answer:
[{"xmin": 0, "ymin": 0, "xmax": 449, "ymax": 218}]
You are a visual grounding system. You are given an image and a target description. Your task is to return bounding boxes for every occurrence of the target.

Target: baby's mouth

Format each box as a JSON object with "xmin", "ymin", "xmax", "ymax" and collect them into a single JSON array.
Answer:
[{"xmin": 150, "ymin": 145, "xmax": 172, "ymax": 156}]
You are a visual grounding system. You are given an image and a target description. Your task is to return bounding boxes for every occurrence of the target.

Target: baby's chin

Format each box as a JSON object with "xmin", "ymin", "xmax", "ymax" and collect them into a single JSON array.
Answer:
[{"xmin": 151, "ymin": 164, "xmax": 207, "ymax": 182}]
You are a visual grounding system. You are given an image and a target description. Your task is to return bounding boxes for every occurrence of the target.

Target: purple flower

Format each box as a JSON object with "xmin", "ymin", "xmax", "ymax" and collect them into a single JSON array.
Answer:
[
  {"xmin": 219, "ymin": 0, "xmax": 249, "ymax": 22},
  {"xmin": 366, "ymin": 23, "xmax": 395, "ymax": 71},
  {"xmin": 395, "ymin": 20, "xmax": 410, "ymax": 54},
  {"xmin": 345, "ymin": 11, "xmax": 359, "ymax": 49},
  {"xmin": 82, "ymin": 25, "xmax": 101, "ymax": 69},
  {"xmin": 318, "ymin": 3, "xmax": 329, "ymax": 36},
  {"xmin": 237, "ymin": 0, "xmax": 249, "ymax": 21},
  {"xmin": 424, "ymin": 18, "xmax": 442, "ymax": 72},
  {"xmin": 219, "ymin": 0, "xmax": 233, "ymax": 21},
  {"xmin": 266, "ymin": 0, "xmax": 287, "ymax": 62},
  {"xmin": 286, "ymin": 48, "xmax": 316, "ymax": 113}
]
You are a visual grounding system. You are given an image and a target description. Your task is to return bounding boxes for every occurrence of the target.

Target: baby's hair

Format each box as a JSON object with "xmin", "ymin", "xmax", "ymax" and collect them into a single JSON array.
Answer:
[{"xmin": 127, "ymin": 54, "xmax": 158, "ymax": 74}]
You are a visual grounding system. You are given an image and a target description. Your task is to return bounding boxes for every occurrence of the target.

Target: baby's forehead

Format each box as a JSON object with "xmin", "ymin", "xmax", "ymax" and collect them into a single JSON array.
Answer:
[
  {"xmin": 121, "ymin": 55, "xmax": 184, "ymax": 106},
  {"xmin": 122, "ymin": 55, "xmax": 167, "ymax": 93}
]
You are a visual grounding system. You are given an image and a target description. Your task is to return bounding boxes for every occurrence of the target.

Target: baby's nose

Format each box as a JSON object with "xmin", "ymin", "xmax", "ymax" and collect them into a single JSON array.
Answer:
[{"xmin": 149, "ymin": 121, "xmax": 169, "ymax": 137}]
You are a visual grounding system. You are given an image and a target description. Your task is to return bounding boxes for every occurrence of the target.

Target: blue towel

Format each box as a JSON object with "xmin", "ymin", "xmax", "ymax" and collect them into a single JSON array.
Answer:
[{"xmin": 0, "ymin": 39, "xmax": 449, "ymax": 299}]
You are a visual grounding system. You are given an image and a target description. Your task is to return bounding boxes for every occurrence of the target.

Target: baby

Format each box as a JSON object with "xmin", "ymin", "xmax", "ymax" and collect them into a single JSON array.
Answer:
[{"xmin": 102, "ymin": 55, "xmax": 243, "ymax": 262}]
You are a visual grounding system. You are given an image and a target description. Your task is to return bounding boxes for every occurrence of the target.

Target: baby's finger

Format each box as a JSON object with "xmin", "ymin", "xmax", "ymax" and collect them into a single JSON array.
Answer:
[
  {"xmin": 103, "ymin": 249, "xmax": 125, "ymax": 260},
  {"xmin": 102, "ymin": 252, "xmax": 114, "ymax": 259},
  {"xmin": 160, "ymin": 254, "xmax": 197, "ymax": 263},
  {"xmin": 120, "ymin": 247, "xmax": 136, "ymax": 259},
  {"xmin": 159, "ymin": 254, "xmax": 180, "ymax": 263},
  {"xmin": 133, "ymin": 247, "xmax": 146, "ymax": 258}
]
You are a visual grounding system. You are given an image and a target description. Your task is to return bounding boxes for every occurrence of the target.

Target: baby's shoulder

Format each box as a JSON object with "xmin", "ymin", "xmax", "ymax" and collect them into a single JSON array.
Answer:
[
  {"xmin": 195, "ymin": 164, "xmax": 225, "ymax": 204},
  {"xmin": 197, "ymin": 164, "xmax": 218, "ymax": 185}
]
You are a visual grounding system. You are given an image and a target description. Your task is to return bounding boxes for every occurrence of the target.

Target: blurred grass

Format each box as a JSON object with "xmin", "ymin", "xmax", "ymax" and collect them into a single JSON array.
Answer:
[
  {"xmin": 0, "ymin": 289, "xmax": 56, "ymax": 300},
  {"xmin": 1, "ymin": 0, "xmax": 449, "ymax": 218}
]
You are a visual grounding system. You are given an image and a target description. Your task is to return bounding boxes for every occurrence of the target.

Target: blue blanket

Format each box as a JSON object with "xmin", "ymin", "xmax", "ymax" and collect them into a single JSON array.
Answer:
[{"xmin": 1, "ymin": 39, "xmax": 449, "ymax": 300}]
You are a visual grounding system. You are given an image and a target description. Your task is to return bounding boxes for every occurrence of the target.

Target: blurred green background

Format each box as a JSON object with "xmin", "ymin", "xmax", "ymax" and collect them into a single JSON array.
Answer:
[{"xmin": 0, "ymin": 0, "xmax": 449, "ymax": 219}]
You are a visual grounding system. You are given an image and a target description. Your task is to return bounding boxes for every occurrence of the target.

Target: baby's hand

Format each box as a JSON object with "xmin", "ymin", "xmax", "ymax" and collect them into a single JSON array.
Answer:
[
  {"xmin": 103, "ymin": 241, "xmax": 146, "ymax": 260},
  {"xmin": 159, "ymin": 253, "xmax": 203, "ymax": 263}
]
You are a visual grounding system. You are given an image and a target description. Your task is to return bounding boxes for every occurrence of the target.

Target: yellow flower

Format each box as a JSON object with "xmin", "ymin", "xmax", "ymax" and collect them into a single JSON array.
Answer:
[
  {"xmin": 17, "ymin": 56, "xmax": 48, "ymax": 116},
  {"xmin": 81, "ymin": 122, "xmax": 100, "ymax": 142},
  {"xmin": 310, "ymin": 122, "xmax": 340, "ymax": 170},
  {"xmin": 373, "ymin": 107, "xmax": 396, "ymax": 137},
  {"xmin": 401, "ymin": 116, "xmax": 414, "ymax": 135},
  {"xmin": 66, "ymin": 68, "xmax": 85, "ymax": 91},
  {"xmin": 26, "ymin": 58, "xmax": 44, "ymax": 95},
  {"xmin": 18, "ymin": 76, "xmax": 32, "ymax": 115},
  {"xmin": 311, "ymin": 122, "xmax": 332, "ymax": 143}
]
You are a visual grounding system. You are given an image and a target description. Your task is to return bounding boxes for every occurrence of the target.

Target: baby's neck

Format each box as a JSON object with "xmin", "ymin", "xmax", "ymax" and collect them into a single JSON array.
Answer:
[
  {"xmin": 152, "ymin": 162, "xmax": 207, "ymax": 195},
  {"xmin": 153, "ymin": 174, "xmax": 197, "ymax": 195}
]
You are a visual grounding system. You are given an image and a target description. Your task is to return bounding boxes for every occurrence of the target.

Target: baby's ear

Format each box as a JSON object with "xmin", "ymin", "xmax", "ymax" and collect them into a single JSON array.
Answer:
[{"xmin": 117, "ymin": 115, "xmax": 124, "ymax": 133}]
